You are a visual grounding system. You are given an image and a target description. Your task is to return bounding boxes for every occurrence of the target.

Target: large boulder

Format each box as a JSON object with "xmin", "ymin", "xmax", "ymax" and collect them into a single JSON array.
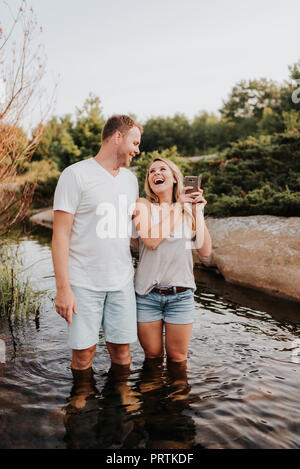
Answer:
[{"xmin": 196, "ymin": 216, "xmax": 300, "ymax": 303}]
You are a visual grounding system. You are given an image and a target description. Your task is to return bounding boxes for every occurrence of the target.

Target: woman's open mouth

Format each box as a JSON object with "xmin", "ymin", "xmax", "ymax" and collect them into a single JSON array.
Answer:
[{"xmin": 154, "ymin": 178, "xmax": 165, "ymax": 185}]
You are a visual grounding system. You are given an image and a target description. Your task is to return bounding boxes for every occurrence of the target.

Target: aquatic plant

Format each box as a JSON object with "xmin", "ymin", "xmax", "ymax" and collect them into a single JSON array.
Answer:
[{"xmin": 0, "ymin": 244, "xmax": 45, "ymax": 321}]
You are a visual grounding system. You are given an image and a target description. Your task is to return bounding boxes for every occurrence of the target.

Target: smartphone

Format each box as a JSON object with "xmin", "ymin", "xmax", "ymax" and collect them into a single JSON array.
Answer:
[{"xmin": 184, "ymin": 175, "xmax": 200, "ymax": 194}]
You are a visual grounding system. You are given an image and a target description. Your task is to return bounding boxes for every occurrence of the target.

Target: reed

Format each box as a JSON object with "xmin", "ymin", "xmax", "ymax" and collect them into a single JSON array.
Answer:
[{"xmin": 0, "ymin": 245, "xmax": 45, "ymax": 321}]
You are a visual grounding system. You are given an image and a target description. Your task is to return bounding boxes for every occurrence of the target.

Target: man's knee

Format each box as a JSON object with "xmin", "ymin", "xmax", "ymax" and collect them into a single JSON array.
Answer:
[
  {"xmin": 71, "ymin": 345, "xmax": 96, "ymax": 370},
  {"xmin": 106, "ymin": 342, "xmax": 131, "ymax": 365}
]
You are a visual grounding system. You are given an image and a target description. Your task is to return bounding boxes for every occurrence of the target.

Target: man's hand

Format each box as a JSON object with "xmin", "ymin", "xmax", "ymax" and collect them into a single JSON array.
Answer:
[
  {"xmin": 55, "ymin": 287, "xmax": 78, "ymax": 325},
  {"xmin": 130, "ymin": 237, "xmax": 139, "ymax": 251}
]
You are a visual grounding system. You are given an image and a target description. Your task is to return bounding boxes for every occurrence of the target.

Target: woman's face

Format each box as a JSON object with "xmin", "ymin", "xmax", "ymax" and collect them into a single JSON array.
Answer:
[{"xmin": 148, "ymin": 160, "xmax": 176, "ymax": 196}]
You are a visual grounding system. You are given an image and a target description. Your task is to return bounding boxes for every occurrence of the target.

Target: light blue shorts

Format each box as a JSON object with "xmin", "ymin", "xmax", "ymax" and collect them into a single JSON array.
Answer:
[
  {"xmin": 68, "ymin": 280, "xmax": 137, "ymax": 350},
  {"xmin": 136, "ymin": 288, "xmax": 195, "ymax": 325}
]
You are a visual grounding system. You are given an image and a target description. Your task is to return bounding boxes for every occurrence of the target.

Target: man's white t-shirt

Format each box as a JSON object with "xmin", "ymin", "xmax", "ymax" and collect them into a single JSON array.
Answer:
[{"xmin": 53, "ymin": 158, "xmax": 139, "ymax": 291}]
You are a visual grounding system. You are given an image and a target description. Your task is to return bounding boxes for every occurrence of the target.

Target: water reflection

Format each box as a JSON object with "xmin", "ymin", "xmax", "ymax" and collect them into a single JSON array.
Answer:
[
  {"xmin": 64, "ymin": 367, "xmax": 100, "ymax": 449},
  {"xmin": 64, "ymin": 364, "xmax": 143, "ymax": 449},
  {"xmin": 194, "ymin": 268, "xmax": 300, "ymax": 326},
  {"xmin": 137, "ymin": 359, "xmax": 198, "ymax": 449},
  {"xmin": 63, "ymin": 359, "xmax": 199, "ymax": 449}
]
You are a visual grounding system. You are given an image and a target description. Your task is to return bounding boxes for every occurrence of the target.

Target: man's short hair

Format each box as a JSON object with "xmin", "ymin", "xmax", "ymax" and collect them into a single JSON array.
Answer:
[{"xmin": 101, "ymin": 114, "xmax": 143, "ymax": 142}]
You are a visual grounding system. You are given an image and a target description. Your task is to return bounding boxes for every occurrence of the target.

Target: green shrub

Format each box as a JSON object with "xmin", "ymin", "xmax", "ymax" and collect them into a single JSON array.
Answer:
[
  {"xmin": 190, "ymin": 131, "xmax": 300, "ymax": 216},
  {"xmin": 206, "ymin": 185, "xmax": 300, "ymax": 217}
]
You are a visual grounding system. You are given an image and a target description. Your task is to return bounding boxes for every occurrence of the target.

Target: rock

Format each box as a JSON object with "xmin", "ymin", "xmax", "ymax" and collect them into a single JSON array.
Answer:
[
  {"xmin": 195, "ymin": 215, "xmax": 300, "ymax": 303},
  {"xmin": 30, "ymin": 208, "xmax": 54, "ymax": 229},
  {"xmin": 0, "ymin": 182, "xmax": 22, "ymax": 191}
]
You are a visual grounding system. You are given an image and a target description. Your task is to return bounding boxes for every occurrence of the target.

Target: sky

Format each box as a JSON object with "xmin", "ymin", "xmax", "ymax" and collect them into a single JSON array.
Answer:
[{"xmin": 4, "ymin": 0, "xmax": 300, "ymax": 125}]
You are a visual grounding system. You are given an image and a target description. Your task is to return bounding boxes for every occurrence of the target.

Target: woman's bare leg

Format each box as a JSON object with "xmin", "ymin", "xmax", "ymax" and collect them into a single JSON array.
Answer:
[
  {"xmin": 165, "ymin": 323, "xmax": 193, "ymax": 362},
  {"xmin": 138, "ymin": 320, "xmax": 164, "ymax": 359}
]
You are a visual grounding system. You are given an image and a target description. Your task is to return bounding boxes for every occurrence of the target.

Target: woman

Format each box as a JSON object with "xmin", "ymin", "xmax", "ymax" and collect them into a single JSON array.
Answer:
[{"xmin": 133, "ymin": 157, "xmax": 212, "ymax": 364}]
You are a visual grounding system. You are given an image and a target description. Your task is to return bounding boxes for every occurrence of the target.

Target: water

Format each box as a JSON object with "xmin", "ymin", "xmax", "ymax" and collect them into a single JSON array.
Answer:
[{"xmin": 0, "ymin": 226, "xmax": 299, "ymax": 449}]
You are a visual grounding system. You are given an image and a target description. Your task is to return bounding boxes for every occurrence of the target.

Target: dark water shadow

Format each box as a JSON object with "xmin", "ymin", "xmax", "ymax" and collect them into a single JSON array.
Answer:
[
  {"xmin": 63, "ymin": 360, "xmax": 203, "ymax": 450},
  {"xmin": 194, "ymin": 267, "xmax": 300, "ymax": 329}
]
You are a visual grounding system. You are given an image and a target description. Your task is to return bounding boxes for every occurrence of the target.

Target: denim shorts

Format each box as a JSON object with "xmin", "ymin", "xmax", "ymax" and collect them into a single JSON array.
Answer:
[
  {"xmin": 68, "ymin": 279, "xmax": 137, "ymax": 350},
  {"xmin": 136, "ymin": 288, "xmax": 195, "ymax": 325}
]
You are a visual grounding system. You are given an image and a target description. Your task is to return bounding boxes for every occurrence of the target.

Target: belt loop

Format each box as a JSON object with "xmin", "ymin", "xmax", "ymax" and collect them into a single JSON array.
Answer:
[{"xmin": 173, "ymin": 286, "xmax": 177, "ymax": 295}]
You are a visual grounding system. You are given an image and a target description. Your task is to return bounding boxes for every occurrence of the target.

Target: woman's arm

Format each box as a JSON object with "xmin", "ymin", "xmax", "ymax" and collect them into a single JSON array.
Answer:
[
  {"xmin": 133, "ymin": 198, "xmax": 183, "ymax": 250},
  {"xmin": 194, "ymin": 204, "xmax": 212, "ymax": 258}
]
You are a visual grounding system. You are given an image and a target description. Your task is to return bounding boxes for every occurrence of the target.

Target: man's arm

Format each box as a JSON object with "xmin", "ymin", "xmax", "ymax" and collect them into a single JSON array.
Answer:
[
  {"xmin": 130, "ymin": 236, "xmax": 139, "ymax": 251},
  {"xmin": 52, "ymin": 210, "xmax": 78, "ymax": 325}
]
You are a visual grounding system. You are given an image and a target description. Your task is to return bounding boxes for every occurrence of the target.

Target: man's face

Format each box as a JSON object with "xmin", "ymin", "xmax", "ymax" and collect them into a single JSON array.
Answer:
[{"xmin": 117, "ymin": 126, "xmax": 141, "ymax": 167}]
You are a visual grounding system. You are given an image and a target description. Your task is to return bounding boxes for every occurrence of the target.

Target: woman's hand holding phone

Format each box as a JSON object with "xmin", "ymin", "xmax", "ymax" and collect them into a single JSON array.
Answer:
[
  {"xmin": 177, "ymin": 186, "xmax": 199, "ymax": 206},
  {"xmin": 191, "ymin": 188, "xmax": 207, "ymax": 208},
  {"xmin": 183, "ymin": 175, "xmax": 207, "ymax": 210}
]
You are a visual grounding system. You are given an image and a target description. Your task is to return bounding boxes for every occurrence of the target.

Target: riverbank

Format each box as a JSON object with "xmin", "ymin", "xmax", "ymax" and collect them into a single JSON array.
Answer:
[{"xmin": 30, "ymin": 209, "xmax": 300, "ymax": 304}]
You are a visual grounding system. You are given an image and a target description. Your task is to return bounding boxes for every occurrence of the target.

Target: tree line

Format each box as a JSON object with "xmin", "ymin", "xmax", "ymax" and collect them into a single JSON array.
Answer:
[{"xmin": 30, "ymin": 60, "xmax": 300, "ymax": 171}]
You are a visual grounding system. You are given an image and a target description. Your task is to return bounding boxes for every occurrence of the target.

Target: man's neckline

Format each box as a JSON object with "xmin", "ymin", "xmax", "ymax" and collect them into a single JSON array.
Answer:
[{"xmin": 91, "ymin": 157, "xmax": 121, "ymax": 178}]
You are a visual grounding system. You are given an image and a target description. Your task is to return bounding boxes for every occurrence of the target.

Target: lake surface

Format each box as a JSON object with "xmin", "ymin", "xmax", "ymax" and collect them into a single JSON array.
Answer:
[{"xmin": 0, "ymin": 226, "xmax": 299, "ymax": 449}]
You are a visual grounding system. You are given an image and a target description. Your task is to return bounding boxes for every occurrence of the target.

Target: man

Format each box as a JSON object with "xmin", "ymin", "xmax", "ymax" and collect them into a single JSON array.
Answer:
[{"xmin": 52, "ymin": 115, "xmax": 142, "ymax": 371}]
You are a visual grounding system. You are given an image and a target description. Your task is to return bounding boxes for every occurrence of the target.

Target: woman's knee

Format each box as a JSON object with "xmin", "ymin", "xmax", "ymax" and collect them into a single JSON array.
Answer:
[
  {"xmin": 140, "ymin": 340, "xmax": 164, "ymax": 359},
  {"xmin": 166, "ymin": 352, "xmax": 187, "ymax": 363},
  {"xmin": 144, "ymin": 351, "xmax": 164, "ymax": 359}
]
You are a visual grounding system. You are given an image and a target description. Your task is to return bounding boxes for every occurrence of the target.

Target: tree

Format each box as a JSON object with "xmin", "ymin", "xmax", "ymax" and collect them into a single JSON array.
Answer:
[
  {"xmin": 192, "ymin": 111, "xmax": 247, "ymax": 152},
  {"xmin": 191, "ymin": 112, "xmax": 208, "ymax": 152},
  {"xmin": 219, "ymin": 61, "xmax": 300, "ymax": 136},
  {"xmin": 257, "ymin": 107, "xmax": 284, "ymax": 135},
  {"xmin": 0, "ymin": 0, "xmax": 46, "ymax": 234},
  {"xmin": 220, "ymin": 78, "xmax": 281, "ymax": 122},
  {"xmin": 72, "ymin": 93, "xmax": 105, "ymax": 159},
  {"xmin": 33, "ymin": 115, "xmax": 80, "ymax": 170},
  {"xmin": 34, "ymin": 94, "xmax": 105, "ymax": 171},
  {"xmin": 282, "ymin": 110, "xmax": 300, "ymax": 132},
  {"xmin": 277, "ymin": 60, "xmax": 300, "ymax": 115},
  {"xmin": 140, "ymin": 114, "xmax": 194, "ymax": 155}
]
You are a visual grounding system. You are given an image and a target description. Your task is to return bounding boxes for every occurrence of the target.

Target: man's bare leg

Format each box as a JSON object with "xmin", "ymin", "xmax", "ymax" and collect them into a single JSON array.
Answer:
[
  {"xmin": 71, "ymin": 342, "xmax": 131, "ymax": 370},
  {"xmin": 106, "ymin": 342, "xmax": 131, "ymax": 365},
  {"xmin": 71, "ymin": 345, "xmax": 96, "ymax": 370}
]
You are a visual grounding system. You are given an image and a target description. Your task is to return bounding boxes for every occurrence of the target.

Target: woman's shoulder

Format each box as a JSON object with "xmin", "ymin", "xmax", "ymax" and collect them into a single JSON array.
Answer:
[
  {"xmin": 136, "ymin": 197, "xmax": 150, "ymax": 204},
  {"xmin": 134, "ymin": 198, "xmax": 153, "ymax": 218},
  {"xmin": 136, "ymin": 198, "xmax": 157, "ymax": 209}
]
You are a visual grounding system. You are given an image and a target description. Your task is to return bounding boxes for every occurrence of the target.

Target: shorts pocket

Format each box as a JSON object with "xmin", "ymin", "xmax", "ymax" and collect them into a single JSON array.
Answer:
[{"xmin": 176, "ymin": 289, "xmax": 194, "ymax": 301}]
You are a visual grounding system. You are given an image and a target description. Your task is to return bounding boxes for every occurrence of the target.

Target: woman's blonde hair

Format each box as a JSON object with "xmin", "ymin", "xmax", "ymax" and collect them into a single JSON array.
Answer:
[
  {"xmin": 144, "ymin": 157, "xmax": 196, "ymax": 230},
  {"xmin": 144, "ymin": 157, "xmax": 184, "ymax": 203}
]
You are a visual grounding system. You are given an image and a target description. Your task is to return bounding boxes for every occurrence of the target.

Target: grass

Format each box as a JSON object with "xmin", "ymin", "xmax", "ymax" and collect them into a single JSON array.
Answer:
[{"xmin": 0, "ymin": 244, "xmax": 46, "ymax": 321}]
